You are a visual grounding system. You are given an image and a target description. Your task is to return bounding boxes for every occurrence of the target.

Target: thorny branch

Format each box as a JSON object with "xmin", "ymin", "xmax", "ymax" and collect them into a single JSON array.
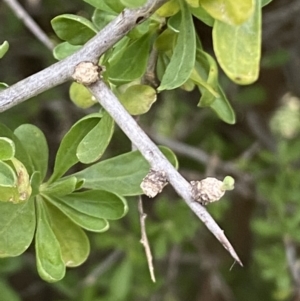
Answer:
[
  {"xmin": 0, "ymin": 0, "xmax": 242, "ymax": 266},
  {"xmin": 0, "ymin": 0, "xmax": 169, "ymax": 111},
  {"xmin": 88, "ymin": 79, "xmax": 242, "ymax": 266}
]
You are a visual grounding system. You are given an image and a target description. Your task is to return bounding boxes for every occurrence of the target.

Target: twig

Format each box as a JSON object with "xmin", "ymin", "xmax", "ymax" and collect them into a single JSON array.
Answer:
[
  {"xmin": 151, "ymin": 133, "xmax": 243, "ymax": 177},
  {"xmin": 141, "ymin": 46, "xmax": 159, "ymax": 88},
  {"xmin": 3, "ymin": 0, "xmax": 55, "ymax": 51},
  {"xmin": 81, "ymin": 250, "xmax": 123, "ymax": 287},
  {"xmin": 138, "ymin": 196, "xmax": 156, "ymax": 282},
  {"xmin": 88, "ymin": 78, "xmax": 243, "ymax": 266},
  {"xmin": 0, "ymin": 0, "xmax": 169, "ymax": 112}
]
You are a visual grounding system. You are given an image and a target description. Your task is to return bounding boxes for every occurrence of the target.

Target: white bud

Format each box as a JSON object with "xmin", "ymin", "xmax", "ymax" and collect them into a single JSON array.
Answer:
[
  {"xmin": 140, "ymin": 169, "xmax": 168, "ymax": 198},
  {"xmin": 72, "ymin": 61, "xmax": 100, "ymax": 85},
  {"xmin": 190, "ymin": 177, "xmax": 225, "ymax": 205}
]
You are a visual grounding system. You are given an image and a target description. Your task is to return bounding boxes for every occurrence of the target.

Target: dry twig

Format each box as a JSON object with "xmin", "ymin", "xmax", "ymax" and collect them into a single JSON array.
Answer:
[
  {"xmin": 3, "ymin": 0, "xmax": 55, "ymax": 50},
  {"xmin": 138, "ymin": 196, "xmax": 156, "ymax": 282}
]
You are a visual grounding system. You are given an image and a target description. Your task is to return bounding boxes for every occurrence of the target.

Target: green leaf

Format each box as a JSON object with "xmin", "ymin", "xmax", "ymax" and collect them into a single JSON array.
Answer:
[
  {"xmin": 120, "ymin": 0, "xmax": 147, "ymax": 8},
  {"xmin": 77, "ymin": 111, "xmax": 114, "ymax": 164},
  {"xmin": 108, "ymin": 33, "xmax": 152, "ymax": 84},
  {"xmin": 35, "ymin": 198, "xmax": 65, "ymax": 282},
  {"xmin": 73, "ymin": 146, "xmax": 178, "ymax": 196},
  {"xmin": 0, "ymin": 83, "xmax": 9, "ymax": 91},
  {"xmin": 53, "ymin": 42, "xmax": 82, "ymax": 60},
  {"xmin": 84, "ymin": 0, "xmax": 117, "ymax": 13},
  {"xmin": 119, "ymin": 84, "xmax": 157, "ymax": 115},
  {"xmin": 0, "ymin": 186, "xmax": 19, "ymax": 203},
  {"xmin": 167, "ymin": 11, "xmax": 181, "ymax": 33},
  {"xmin": 156, "ymin": 0, "xmax": 180, "ymax": 17},
  {"xmin": 156, "ymin": 53, "xmax": 170, "ymax": 82},
  {"xmin": 0, "ymin": 198, "xmax": 35, "ymax": 257},
  {"xmin": 213, "ymin": 0, "xmax": 261, "ymax": 84},
  {"xmin": 30, "ymin": 171, "xmax": 41, "ymax": 197},
  {"xmin": 43, "ymin": 195, "xmax": 109, "ymax": 232},
  {"xmin": 191, "ymin": 50, "xmax": 220, "ymax": 105},
  {"xmin": 127, "ymin": 19, "xmax": 151, "ymax": 40},
  {"xmin": 107, "ymin": 37, "xmax": 130, "ymax": 65},
  {"xmin": 92, "ymin": 9, "xmax": 117, "ymax": 31},
  {"xmin": 48, "ymin": 113, "xmax": 102, "ymax": 184},
  {"xmin": 0, "ymin": 124, "xmax": 34, "ymax": 175},
  {"xmin": 158, "ymin": 0, "xmax": 196, "ymax": 91},
  {"xmin": 209, "ymin": 85, "xmax": 236, "ymax": 124},
  {"xmin": 186, "ymin": 0, "xmax": 200, "ymax": 7},
  {"xmin": 41, "ymin": 176, "xmax": 77, "ymax": 197},
  {"xmin": 103, "ymin": 0, "xmax": 125, "ymax": 13},
  {"xmin": 14, "ymin": 124, "xmax": 48, "ymax": 182},
  {"xmin": 0, "ymin": 137, "xmax": 15, "ymax": 160},
  {"xmin": 154, "ymin": 28, "xmax": 177, "ymax": 53},
  {"xmin": 199, "ymin": 0, "xmax": 254, "ymax": 25},
  {"xmin": 69, "ymin": 82, "xmax": 97, "ymax": 109},
  {"xmin": 0, "ymin": 41, "xmax": 9, "ymax": 59},
  {"xmin": 190, "ymin": 5, "xmax": 214, "ymax": 26},
  {"xmin": 261, "ymin": 0, "xmax": 272, "ymax": 6},
  {"xmin": 51, "ymin": 14, "xmax": 97, "ymax": 45},
  {"xmin": 0, "ymin": 161, "xmax": 18, "ymax": 203},
  {"xmin": 57, "ymin": 190, "xmax": 128, "ymax": 220},
  {"xmin": 44, "ymin": 201, "xmax": 90, "ymax": 267}
]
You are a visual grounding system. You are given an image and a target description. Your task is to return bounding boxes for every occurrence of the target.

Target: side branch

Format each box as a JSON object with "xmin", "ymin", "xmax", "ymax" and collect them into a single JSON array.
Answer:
[
  {"xmin": 0, "ymin": 0, "xmax": 168, "ymax": 112},
  {"xmin": 4, "ymin": 0, "xmax": 55, "ymax": 50},
  {"xmin": 88, "ymin": 79, "xmax": 243, "ymax": 267}
]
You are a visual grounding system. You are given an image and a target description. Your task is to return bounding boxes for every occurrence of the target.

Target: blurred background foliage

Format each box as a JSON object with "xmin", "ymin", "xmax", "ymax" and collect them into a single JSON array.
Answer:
[{"xmin": 1, "ymin": 0, "xmax": 300, "ymax": 300}]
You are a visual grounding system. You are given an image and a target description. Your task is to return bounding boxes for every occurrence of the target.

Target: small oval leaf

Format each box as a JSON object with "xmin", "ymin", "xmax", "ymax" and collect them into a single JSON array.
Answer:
[
  {"xmin": 41, "ymin": 176, "xmax": 77, "ymax": 197},
  {"xmin": 213, "ymin": 0, "xmax": 261, "ymax": 84},
  {"xmin": 14, "ymin": 124, "xmax": 49, "ymax": 182},
  {"xmin": 35, "ymin": 198, "xmax": 65, "ymax": 282},
  {"xmin": 51, "ymin": 14, "xmax": 97, "ymax": 45},
  {"xmin": 48, "ymin": 113, "xmax": 102, "ymax": 184},
  {"xmin": 58, "ymin": 190, "xmax": 128, "ymax": 220},
  {"xmin": 0, "ymin": 137, "xmax": 15, "ymax": 160},
  {"xmin": 108, "ymin": 33, "xmax": 151, "ymax": 84},
  {"xmin": 53, "ymin": 42, "xmax": 82, "ymax": 60},
  {"xmin": 73, "ymin": 146, "xmax": 178, "ymax": 196},
  {"xmin": 0, "ymin": 198, "xmax": 35, "ymax": 257},
  {"xmin": 199, "ymin": 0, "xmax": 254, "ymax": 25},
  {"xmin": 0, "ymin": 41, "xmax": 9, "ymax": 59},
  {"xmin": 209, "ymin": 85, "xmax": 236, "ymax": 124},
  {"xmin": 44, "ymin": 201, "xmax": 90, "ymax": 267},
  {"xmin": 119, "ymin": 85, "xmax": 157, "ymax": 115},
  {"xmin": 44, "ymin": 195, "xmax": 109, "ymax": 232},
  {"xmin": 156, "ymin": 0, "xmax": 180, "ymax": 17},
  {"xmin": 77, "ymin": 111, "xmax": 114, "ymax": 164},
  {"xmin": 158, "ymin": 0, "xmax": 196, "ymax": 91},
  {"xmin": 69, "ymin": 82, "xmax": 97, "ymax": 109}
]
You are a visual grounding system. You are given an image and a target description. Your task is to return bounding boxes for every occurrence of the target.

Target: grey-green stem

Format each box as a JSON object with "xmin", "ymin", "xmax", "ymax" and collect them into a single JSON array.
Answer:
[
  {"xmin": 88, "ymin": 79, "xmax": 243, "ymax": 267},
  {"xmin": 0, "ymin": 0, "xmax": 168, "ymax": 112}
]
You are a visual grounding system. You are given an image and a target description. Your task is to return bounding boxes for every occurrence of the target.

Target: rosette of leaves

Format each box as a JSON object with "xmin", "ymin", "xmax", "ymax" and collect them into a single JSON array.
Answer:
[{"xmin": 0, "ymin": 112, "xmax": 177, "ymax": 282}]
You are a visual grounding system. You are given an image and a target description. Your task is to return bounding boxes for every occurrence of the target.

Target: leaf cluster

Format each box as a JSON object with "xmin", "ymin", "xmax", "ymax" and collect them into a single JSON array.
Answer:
[{"xmin": 0, "ymin": 113, "xmax": 177, "ymax": 282}]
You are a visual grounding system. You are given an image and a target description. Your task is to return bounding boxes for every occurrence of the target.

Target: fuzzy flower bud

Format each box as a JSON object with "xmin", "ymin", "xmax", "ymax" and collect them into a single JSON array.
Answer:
[
  {"xmin": 190, "ymin": 176, "xmax": 234, "ymax": 205},
  {"xmin": 140, "ymin": 169, "xmax": 168, "ymax": 198},
  {"xmin": 72, "ymin": 61, "xmax": 100, "ymax": 85}
]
